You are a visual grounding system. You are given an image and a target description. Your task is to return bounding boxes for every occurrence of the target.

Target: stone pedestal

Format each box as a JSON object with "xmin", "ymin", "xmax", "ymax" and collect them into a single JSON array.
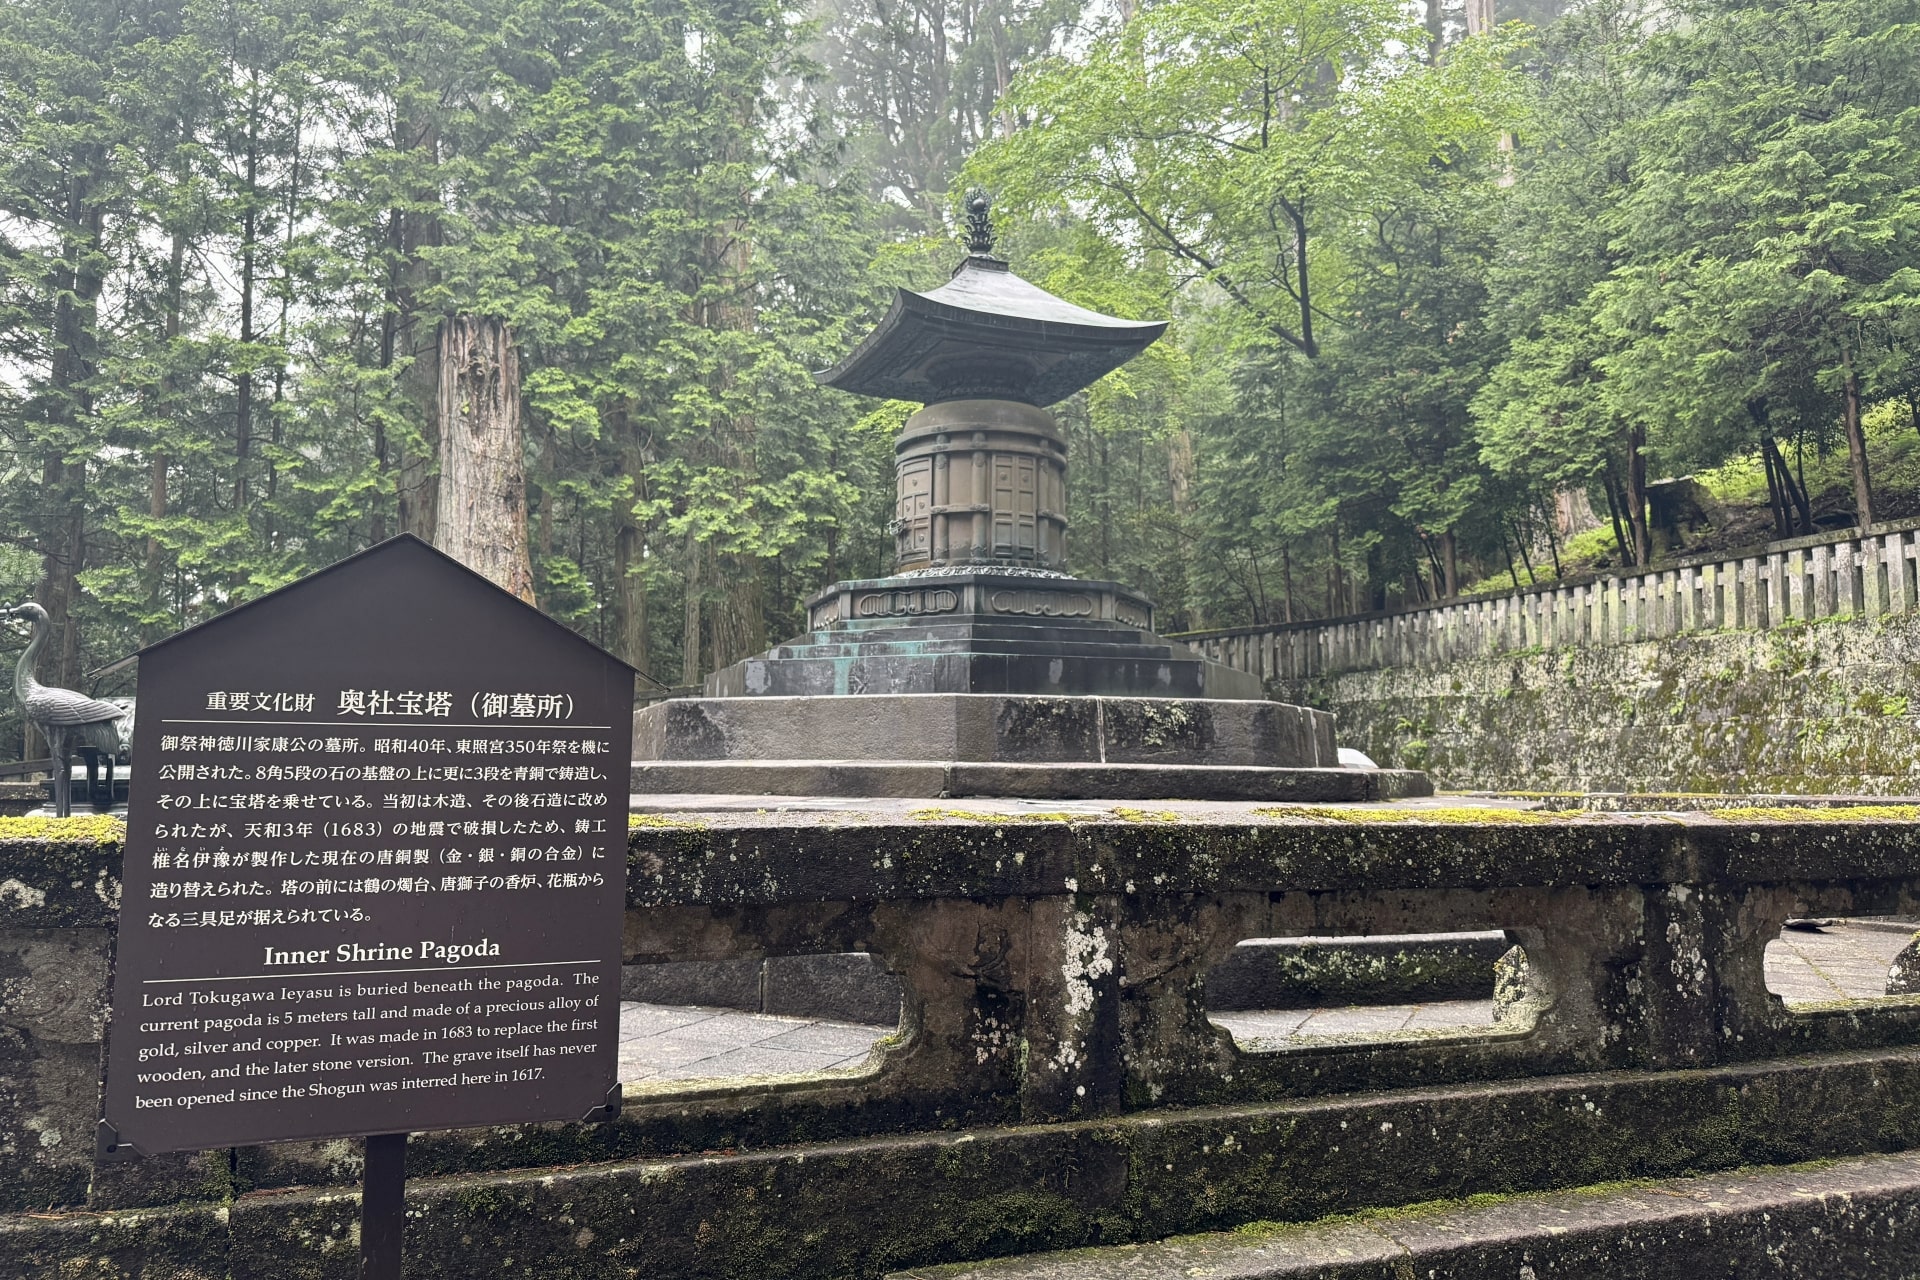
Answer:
[{"xmin": 706, "ymin": 569, "xmax": 1263, "ymax": 702}]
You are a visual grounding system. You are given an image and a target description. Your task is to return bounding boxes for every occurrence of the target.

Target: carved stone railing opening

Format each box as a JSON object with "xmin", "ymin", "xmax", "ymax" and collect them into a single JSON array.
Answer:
[
  {"xmin": 1201, "ymin": 931, "xmax": 1517, "ymax": 1048},
  {"xmin": 1762, "ymin": 918, "xmax": 1912, "ymax": 1008}
]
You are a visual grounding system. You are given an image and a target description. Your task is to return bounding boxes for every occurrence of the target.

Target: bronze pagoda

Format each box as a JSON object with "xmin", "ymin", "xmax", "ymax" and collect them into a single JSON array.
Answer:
[{"xmin": 632, "ymin": 196, "xmax": 1429, "ymax": 802}]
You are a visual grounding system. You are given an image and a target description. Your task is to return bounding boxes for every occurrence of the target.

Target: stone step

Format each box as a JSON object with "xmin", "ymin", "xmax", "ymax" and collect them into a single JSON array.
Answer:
[{"xmin": 887, "ymin": 1150, "xmax": 1920, "ymax": 1279}]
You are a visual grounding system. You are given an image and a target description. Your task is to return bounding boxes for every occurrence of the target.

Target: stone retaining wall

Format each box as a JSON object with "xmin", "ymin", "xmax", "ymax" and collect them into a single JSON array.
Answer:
[{"xmin": 1276, "ymin": 613, "xmax": 1920, "ymax": 793}]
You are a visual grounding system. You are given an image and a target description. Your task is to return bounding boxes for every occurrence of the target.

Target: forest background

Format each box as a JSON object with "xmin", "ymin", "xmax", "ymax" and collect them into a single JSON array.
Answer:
[{"xmin": 1, "ymin": 0, "xmax": 1917, "ymax": 747}]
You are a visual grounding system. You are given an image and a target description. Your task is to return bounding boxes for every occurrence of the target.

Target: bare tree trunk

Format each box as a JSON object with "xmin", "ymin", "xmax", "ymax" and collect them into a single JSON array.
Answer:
[
  {"xmin": 681, "ymin": 532, "xmax": 703, "ymax": 686},
  {"xmin": 234, "ymin": 95, "xmax": 259, "ymax": 522},
  {"xmin": 611, "ymin": 413, "xmax": 651, "ymax": 670},
  {"xmin": 1761, "ymin": 435, "xmax": 1791, "ymax": 539},
  {"xmin": 1440, "ymin": 528, "xmax": 1459, "ymax": 599},
  {"xmin": 431, "ymin": 316, "xmax": 535, "ymax": 604},
  {"xmin": 145, "ymin": 224, "xmax": 187, "ymax": 644},
  {"xmin": 1763, "ymin": 433, "xmax": 1812, "ymax": 535},
  {"xmin": 1602, "ymin": 464, "xmax": 1632, "ymax": 566},
  {"xmin": 1625, "ymin": 424, "xmax": 1651, "ymax": 566},
  {"xmin": 1841, "ymin": 339, "xmax": 1874, "ymax": 530}
]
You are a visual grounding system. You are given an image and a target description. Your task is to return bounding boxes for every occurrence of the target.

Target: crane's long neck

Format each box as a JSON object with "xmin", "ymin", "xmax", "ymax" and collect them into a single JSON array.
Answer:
[{"xmin": 15, "ymin": 614, "xmax": 43, "ymax": 705}]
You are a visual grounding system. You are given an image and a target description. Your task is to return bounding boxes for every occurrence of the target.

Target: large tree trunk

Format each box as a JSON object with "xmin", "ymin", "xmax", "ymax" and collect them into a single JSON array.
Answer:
[
  {"xmin": 709, "ymin": 556, "xmax": 765, "ymax": 671},
  {"xmin": 392, "ymin": 115, "xmax": 442, "ymax": 541},
  {"xmin": 431, "ymin": 316, "xmax": 535, "ymax": 603},
  {"xmin": 1552, "ymin": 486, "xmax": 1599, "ymax": 539},
  {"xmin": 36, "ymin": 155, "xmax": 106, "ymax": 712}
]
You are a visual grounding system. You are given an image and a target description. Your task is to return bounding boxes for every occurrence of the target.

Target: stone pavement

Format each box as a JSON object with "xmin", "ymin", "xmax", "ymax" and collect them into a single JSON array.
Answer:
[
  {"xmin": 617, "ymin": 1001, "xmax": 883, "ymax": 1083},
  {"xmin": 1767, "ymin": 918, "xmax": 1916, "ymax": 1002},
  {"xmin": 617, "ymin": 918, "xmax": 1919, "ymax": 1082}
]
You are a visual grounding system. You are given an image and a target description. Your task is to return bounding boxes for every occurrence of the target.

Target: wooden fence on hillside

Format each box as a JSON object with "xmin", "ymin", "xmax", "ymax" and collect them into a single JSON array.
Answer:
[{"xmin": 1175, "ymin": 518, "xmax": 1920, "ymax": 681}]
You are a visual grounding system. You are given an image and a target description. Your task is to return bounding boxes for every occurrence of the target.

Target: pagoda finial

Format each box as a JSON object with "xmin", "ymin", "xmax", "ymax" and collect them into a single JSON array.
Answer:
[{"xmin": 964, "ymin": 189, "xmax": 996, "ymax": 257}]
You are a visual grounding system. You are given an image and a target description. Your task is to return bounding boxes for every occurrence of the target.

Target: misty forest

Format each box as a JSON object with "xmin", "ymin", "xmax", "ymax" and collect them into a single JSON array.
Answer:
[{"xmin": 2, "ymin": 0, "xmax": 1918, "ymax": 718}]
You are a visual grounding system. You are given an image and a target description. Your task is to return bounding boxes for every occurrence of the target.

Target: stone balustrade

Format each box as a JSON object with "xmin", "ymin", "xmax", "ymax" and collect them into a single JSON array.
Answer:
[
  {"xmin": 10, "ymin": 804, "xmax": 1920, "ymax": 1276},
  {"xmin": 1178, "ymin": 519, "xmax": 1920, "ymax": 680}
]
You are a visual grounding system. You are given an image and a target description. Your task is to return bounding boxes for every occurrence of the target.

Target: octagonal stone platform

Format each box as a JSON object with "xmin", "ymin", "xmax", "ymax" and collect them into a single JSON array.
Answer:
[{"xmin": 705, "ymin": 570, "xmax": 1265, "ymax": 702}]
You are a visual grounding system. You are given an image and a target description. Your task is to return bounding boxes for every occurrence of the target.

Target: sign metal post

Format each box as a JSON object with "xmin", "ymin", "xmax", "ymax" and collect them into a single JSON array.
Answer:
[{"xmin": 361, "ymin": 1132, "xmax": 406, "ymax": 1279}]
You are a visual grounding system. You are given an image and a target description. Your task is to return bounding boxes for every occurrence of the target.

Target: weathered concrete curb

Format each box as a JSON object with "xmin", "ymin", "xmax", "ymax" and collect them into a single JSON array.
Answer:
[{"xmin": 889, "ymin": 1149, "xmax": 1920, "ymax": 1278}]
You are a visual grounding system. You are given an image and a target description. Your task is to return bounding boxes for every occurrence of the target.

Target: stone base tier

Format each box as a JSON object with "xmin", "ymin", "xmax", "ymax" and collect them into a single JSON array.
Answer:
[
  {"xmin": 627, "ymin": 691, "xmax": 1432, "ymax": 801},
  {"xmin": 705, "ymin": 571, "xmax": 1264, "ymax": 700},
  {"xmin": 628, "ymin": 759, "xmax": 1432, "ymax": 801},
  {"xmin": 636, "ymin": 693, "xmax": 1335, "ymax": 767}
]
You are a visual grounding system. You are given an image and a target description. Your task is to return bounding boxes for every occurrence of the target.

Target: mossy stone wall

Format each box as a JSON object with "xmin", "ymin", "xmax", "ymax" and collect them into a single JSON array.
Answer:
[{"xmin": 1279, "ymin": 612, "xmax": 1920, "ymax": 793}]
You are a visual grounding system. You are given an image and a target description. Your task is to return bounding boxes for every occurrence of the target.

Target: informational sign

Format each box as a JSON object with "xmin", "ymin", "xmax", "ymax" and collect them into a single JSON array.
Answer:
[{"xmin": 101, "ymin": 536, "xmax": 635, "ymax": 1156}]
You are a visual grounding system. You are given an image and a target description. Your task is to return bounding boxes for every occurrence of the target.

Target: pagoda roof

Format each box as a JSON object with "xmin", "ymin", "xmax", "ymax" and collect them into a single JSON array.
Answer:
[{"xmin": 816, "ymin": 256, "xmax": 1167, "ymax": 407}]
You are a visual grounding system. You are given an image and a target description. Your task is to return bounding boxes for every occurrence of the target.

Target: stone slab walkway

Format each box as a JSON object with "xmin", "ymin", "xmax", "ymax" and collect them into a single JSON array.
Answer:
[
  {"xmin": 617, "ymin": 919, "xmax": 1920, "ymax": 1082},
  {"xmin": 616, "ymin": 1001, "xmax": 881, "ymax": 1083}
]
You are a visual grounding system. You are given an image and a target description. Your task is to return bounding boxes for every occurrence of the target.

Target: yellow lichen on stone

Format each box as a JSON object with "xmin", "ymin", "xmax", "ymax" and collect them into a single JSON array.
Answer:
[
  {"xmin": 1252, "ymin": 806, "xmax": 1554, "ymax": 825},
  {"xmin": 628, "ymin": 813, "xmax": 709, "ymax": 829},
  {"xmin": 1709, "ymin": 804, "xmax": 1920, "ymax": 823},
  {"xmin": 0, "ymin": 814, "xmax": 125, "ymax": 844},
  {"xmin": 1110, "ymin": 808, "xmax": 1182, "ymax": 823},
  {"xmin": 907, "ymin": 808, "xmax": 1080, "ymax": 823}
]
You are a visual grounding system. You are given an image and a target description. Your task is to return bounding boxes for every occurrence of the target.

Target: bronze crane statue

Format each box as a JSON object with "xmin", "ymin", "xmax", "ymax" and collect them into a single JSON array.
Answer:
[{"xmin": 8, "ymin": 603, "xmax": 127, "ymax": 817}]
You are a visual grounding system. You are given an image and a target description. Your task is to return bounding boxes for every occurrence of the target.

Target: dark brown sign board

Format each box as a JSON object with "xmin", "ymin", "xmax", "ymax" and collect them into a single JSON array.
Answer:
[{"xmin": 100, "ymin": 535, "xmax": 635, "ymax": 1156}]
